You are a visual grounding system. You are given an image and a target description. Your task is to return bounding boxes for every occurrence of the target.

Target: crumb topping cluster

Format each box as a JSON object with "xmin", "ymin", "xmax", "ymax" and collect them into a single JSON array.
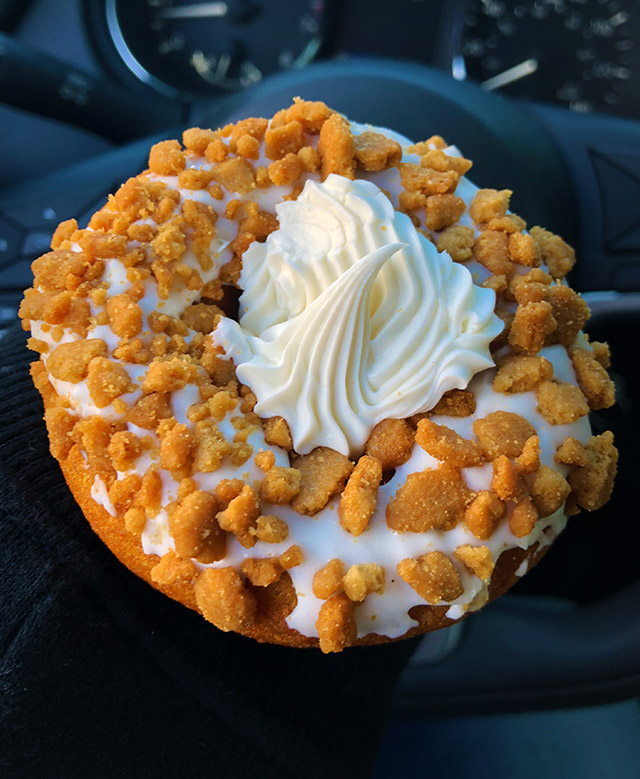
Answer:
[{"xmin": 21, "ymin": 99, "xmax": 618, "ymax": 653}]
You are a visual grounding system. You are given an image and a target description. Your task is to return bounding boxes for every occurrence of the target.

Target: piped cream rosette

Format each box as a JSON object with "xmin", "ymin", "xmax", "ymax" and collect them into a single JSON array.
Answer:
[{"xmin": 214, "ymin": 175, "xmax": 503, "ymax": 456}]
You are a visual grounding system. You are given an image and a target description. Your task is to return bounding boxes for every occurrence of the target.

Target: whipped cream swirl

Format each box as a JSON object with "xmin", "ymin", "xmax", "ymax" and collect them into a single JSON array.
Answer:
[{"xmin": 214, "ymin": 175, "xmax": 503, "ymax": 456}]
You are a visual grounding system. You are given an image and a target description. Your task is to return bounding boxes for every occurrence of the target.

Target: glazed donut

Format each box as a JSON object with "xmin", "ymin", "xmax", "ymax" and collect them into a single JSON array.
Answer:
[{"xmin": 20, "ymin": 100, "xmax": 618, "ymax": 652}]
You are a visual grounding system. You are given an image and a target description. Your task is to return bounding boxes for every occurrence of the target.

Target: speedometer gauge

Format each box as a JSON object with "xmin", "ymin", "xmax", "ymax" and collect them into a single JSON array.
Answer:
[
  {"xmin": 84, "ymin": 0, "xmax": 328, "ymax": 98},
  {"xmin": 456, "ymin": 0, "xmax": 640, "ymax": 118}
]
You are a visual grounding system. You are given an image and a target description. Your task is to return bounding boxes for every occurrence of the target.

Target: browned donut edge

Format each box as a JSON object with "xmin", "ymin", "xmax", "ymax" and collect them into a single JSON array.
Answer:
[{"xmin": 59, "ymin": 436, "xmax": 549, "ymax": 650}]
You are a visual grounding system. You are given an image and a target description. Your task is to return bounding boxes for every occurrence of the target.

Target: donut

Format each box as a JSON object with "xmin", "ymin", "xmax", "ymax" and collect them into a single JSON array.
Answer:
[{"xmin": 20, "ymin": 99, "xmax": 618, "ymax": 652}]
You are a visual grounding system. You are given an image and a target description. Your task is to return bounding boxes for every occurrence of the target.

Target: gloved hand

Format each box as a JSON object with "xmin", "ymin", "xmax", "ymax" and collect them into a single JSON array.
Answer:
[{"xmin": 0, "ymin": 324, "xmax": 418, "ymax": 779}]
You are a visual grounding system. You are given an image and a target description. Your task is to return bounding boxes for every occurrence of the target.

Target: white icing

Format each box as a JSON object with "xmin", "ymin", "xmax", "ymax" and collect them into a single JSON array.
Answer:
[
  {"xmin": 213, "ymin": 175, "xmax": 502, "ymax": 456},
  {"xmin": 91, "ymin": 475, "xmax": 116, "ymax": 516}
]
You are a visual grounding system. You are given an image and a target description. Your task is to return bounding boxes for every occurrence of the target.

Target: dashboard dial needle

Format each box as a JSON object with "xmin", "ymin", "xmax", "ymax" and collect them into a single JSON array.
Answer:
[
  {"xmin": 157, "ymin": 2, "xmax": 229, "ymax": 19},
  {"xmin": 481, "ymin": 59, "xmax": 539, "ymax": 91}
]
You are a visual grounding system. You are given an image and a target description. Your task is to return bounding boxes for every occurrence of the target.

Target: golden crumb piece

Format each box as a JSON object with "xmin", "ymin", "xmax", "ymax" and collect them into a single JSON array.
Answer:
[
  {"xmin": 590, "ymin": 341, "xmax": 611, "ymax": 369},
  {"xmin": 46, "ymin": 339, "xmax": 107, "ymax": 383},
  {"xmin": 398, "ymin": 163, "xmax": 458, "ymax": 195},
  {"xmin": 151, "ymin": 218, "xmax": 186, "ymax": 262},
  {"xmin": 279, "ymin": 98, "xmax": 332, "ymax": 133},
  {"xmin": 509, "ymin": 301, "xmax": 557, "ymax": 354},
  {"xmin": 338, "ymin": 455, "xmax": 382, "ymax": 536},
  {"xmin": 108, "ymin": 430, "xmax": 142, "ymax": 472},
  {"xmin": 318, "ymin": 112, "xmax": 355, "ymax": 180},
  {"xmin": 469, "ymin": 188, "xmax": 511, "ymax": 225},
  {"xmin": 263, "ymin": 416, "xmax": 293, "ymax": 450},
  {"xmin": 364, "ymin": 418, "xmax": 414, "ymax": 470},
  {"xmin": 86, "ymin": 357, "xmax": 131, "ymax": 408},
  {"xmin": 399, "ymin": 190, "xmax": 427, "ymax": 212},
  {"xmin": 216, "ymin": 484, "xmax": 259, "ymax": 548},
  {"xmin": 26, "ymin": 338, "xmax": 48, "ymax": 354},
  {"xmin": 254, "ymin": 450, "xmax": 275, "ymax": 472},
  {"xmin": 264, "ymin": 120, "xmax": 304, "ymax": 160},
  {"xmin": 126, "ymin": 392, "xmax": 171, "ymax": 430},
  {"xmin": 431, "ymin": 389, "xmax": 477, "ymax": 417},
  {"xmin": 536, "ymin": 380, "xmax": 589, "ymax": 425},
  {"xmin": 211, "ymin": 157, "xmax": 256, "ymax": 194},
  {"xmin": 555, "ymin": 436, "xmax": 590, "ymax": 467},
  {"xmin": 151, "ymin": 550, "xmax": 196, "ymax": 587},
  {"xmin": 291, "ymin": 447, "xmax": 354, "ymax": 515},
  {"xmin": 169, "ymin": 490, "xmax": 226, "ymax": 563},
  {"xmin": 279, "ymin": 544, "xmax": 304, "ymax": 570},
  {"xmin": 425, "ymin": 194, "xmax": 466, "ymax": 232},
  {"xmin": 454, "ymin": 545, "xmax": 494, "ymax": 580},
  {"xmin": 77, "ymin": 230, "xmax": 128, "ymax": 259},
  {"xmin": 436, "ymin": 225, "xmax": 476, "ymax": 262},
  {"xmin": 342, "ymin": 563, "xmax": 385, "ymax": 602},
  {"xmin": 297, "ymin": 145, "xmax": 321, "ymax": 173},
  {"xmin": 487, "ymin": 214, "xmax": 526, "ymax": 233},
  {"xmin": 178, "ymin": 167, "xmax": 214, "ymax": 189},
  {"xmin": 316, "ymin": 593, "xmax": 356, "ymax": 654},
  {"xmin": 570, "ymin": 347, "xmax": 615, "ymax": 411},
  {"xmin": 268, "ymin": 152, "xmax": 305, "ymax": 186},
  {"xmin": 416, "ymin": 419, "xmax": 485, "ymax": 467},
  {"xmin": 51, "ymin": 218, "xmax": 77, "ymax": 249},
  {"xmin": 193, "ymin": 418, "xmax": 232, "ymax": 472},
  {"xmin": 493, "ymin": 354, "xmax": 554, "ymax": 394},
  {"xmin": 204, "ymin": 138, "xmax": 229, "ymax": 163},
  {"xmin": 160, "ymin": 422, "xmax": 193, "ymax": 474},
  {"xmin": 491, "ymin": 455, "xmax": 526, "ymax": 501},
  {"xmin": 181, "ymin": 303, "xmax": 222, "ymax": 334},
  {"xmin": 109, "ymin": 474, "xmax": 142, "ymax": 512},
  {"xmin": 201, "ymin": 342, "xmax": 237, "ymax": 385},
  {"xmin": 142, "ymin": 356, "xmax": 193, "ymax": 393},
  {"xmin": 516, "ymin": 435, "xmax": 540, "ymax": 475},
  {"xmin": 509, "ymin": 231, "xmax": 539, "ymax": 266},
  {"xmin": 464, "ymin": 490, "xmax": 506, "ymax": 540},
  {"xmin": 105, "ymin": 294, "xmax": 143, "ymax": 340},
  {"xmin": 182, "ymin": 127, "xmax": 219, "ymax": 155},
  {"xmin": 397, "ymin": 551, "xmax": 463, "ymax": 604},
  {"xmin": 546, "ymin": 286, "xmax": 590, "ymax": 347},
  {"xmin": 386, "ymin": 464, "xmax": 472, "ymax": 533},
  {"xmin": 353, "ymin": 131, "xmax": 402, "ymax": 171},
  {"xmin": 568, "ymin": 431, "xmax": 618, "ymax": 511},
  {"xmin": 148, "ymin": 139, "xmax": 185, "ymax": 175},
  {"xmin": 260, "ymin": 466, "xmax": 302, "ymax": 504},
  {"xmin": 313, "ymin": 559, "xmax": 345, "ymax": 600},
  {"xmin": 194, "ymin": 567, "xmax": 257, "ymax": 632},
  {"xmin": 214, "ymin": 478, "xmax": 244, "ymax": 503},
  {"xmin": 420, "ymin": 148, "xmax": 472, "ymax": 176},
  {"xmin": 44, "ymin": 407, "xmax": 78, "ymax": 460},
  {"xmin": 509, "ymin": 497, "xmax": 539, "ymax": 538},
  {"xmin": 481, "ymin": 274, "xmax": 508, "ymax": 294},
  {"xmin": 531, "ymin": 465, "xmax": 571, "ymax": 517},
  {"xmin": 177, "ymin": 478, "xmax": 197, "ymax": 502},
  {"xmin": 530, "ymin": 226, "xmax": 575, "ymax": 279},
  {"xmin": 254, "ymin": 514, "xmax": 289, "ymax": 544},
  {"xmin": 207, "ymin": 389, "xmax": 237, "ymax": 421},
  {"xmin": 113, "ymin": 338, "xmax": 151, "ymax": 365},
  {"xmin": 124, "ymin": 506, "xmax": 147, "ymax": 535},
  {"xmin": 241, "ymin": 557, "xmax": 284, "ymax": 587},
  {"xmin": 473, "ymin": 230, "xmax": 514, "ymax": 275},
  {"xmin": 235, "ymin": 134, "xmax": 261, "ymax": 159},
  {"xmin": 472, "ymin": 411, "xmax": 536, "ymax": 460}
]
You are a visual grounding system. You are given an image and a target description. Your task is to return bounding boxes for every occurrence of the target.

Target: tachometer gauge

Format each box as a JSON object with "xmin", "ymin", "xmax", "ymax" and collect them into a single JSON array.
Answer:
[
  {"xmin": 455, "ymin": 0, "xmax": 640, "ymax": 118},
  {"xmin": 84, "ymin": 0, "xmax": 328, "ymax": 97}
]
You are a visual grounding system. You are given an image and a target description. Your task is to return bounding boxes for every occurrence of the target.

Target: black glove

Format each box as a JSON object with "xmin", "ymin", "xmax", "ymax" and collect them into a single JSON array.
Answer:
[{"xmin": 0, "ymin": 324, "xmax": 418, "ymax": 779}]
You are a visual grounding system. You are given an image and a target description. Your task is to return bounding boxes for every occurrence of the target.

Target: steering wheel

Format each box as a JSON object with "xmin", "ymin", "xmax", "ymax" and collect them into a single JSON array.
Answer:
[{"xmin": 1, "ymin": 57, "xmax": 638, "ymax": 715}]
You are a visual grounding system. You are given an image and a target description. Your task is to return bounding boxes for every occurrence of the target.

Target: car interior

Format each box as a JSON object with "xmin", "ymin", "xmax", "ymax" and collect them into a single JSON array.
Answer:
[{"xmin": 1, "ymin": 1, "xmax": 639, "ymax": 776}]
